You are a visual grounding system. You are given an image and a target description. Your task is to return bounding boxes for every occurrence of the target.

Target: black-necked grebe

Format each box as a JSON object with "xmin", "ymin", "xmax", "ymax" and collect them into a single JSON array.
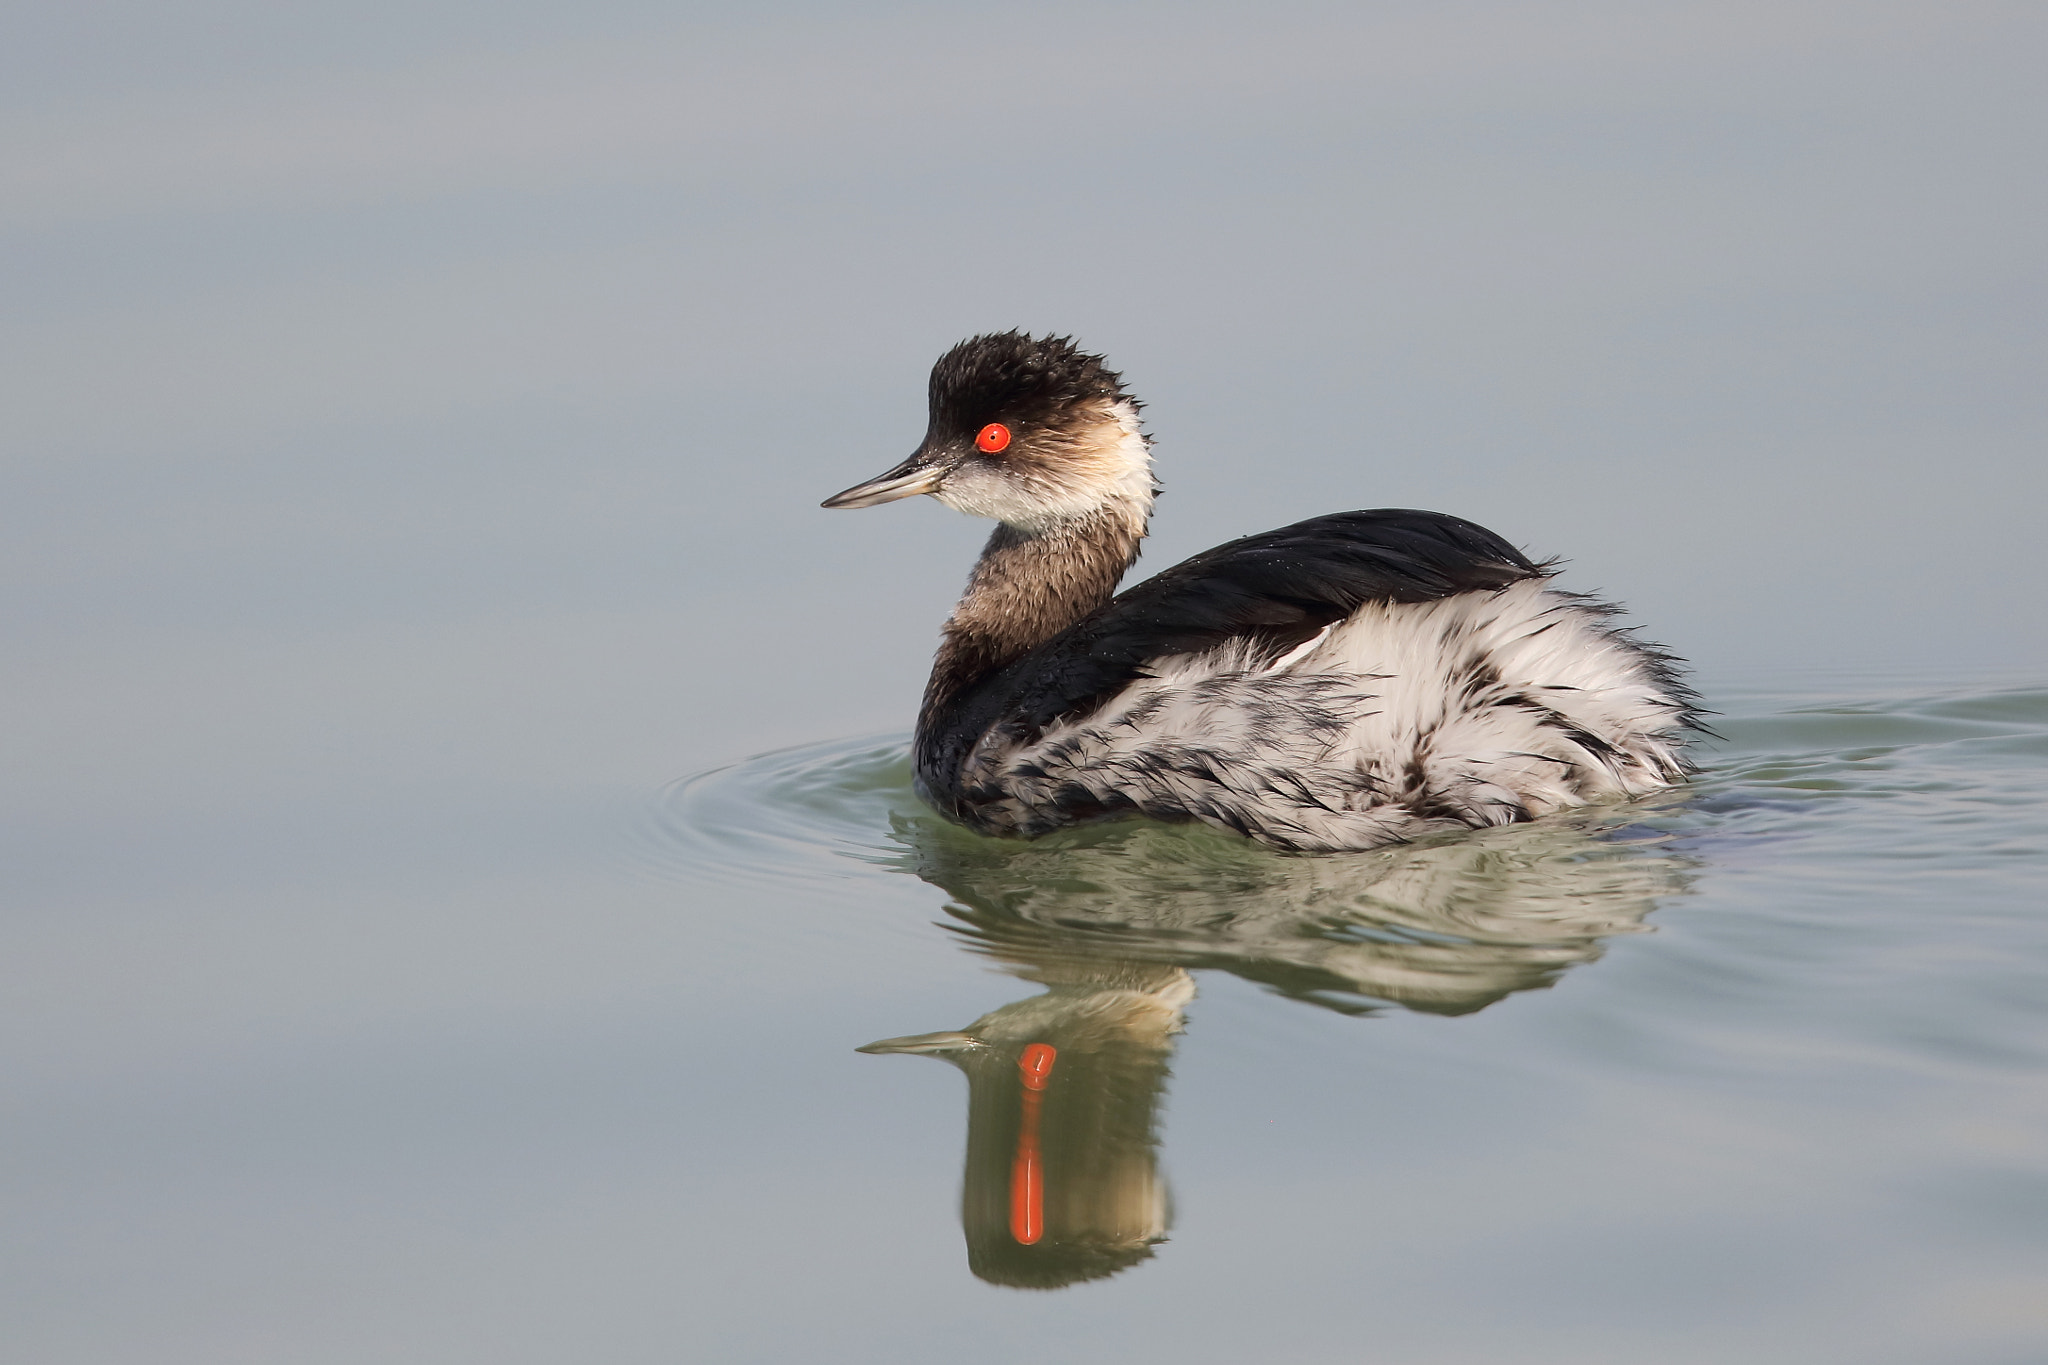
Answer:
[{"xmin": 824, "ymin": 331, "xmax": 1696, "ymax": 852}]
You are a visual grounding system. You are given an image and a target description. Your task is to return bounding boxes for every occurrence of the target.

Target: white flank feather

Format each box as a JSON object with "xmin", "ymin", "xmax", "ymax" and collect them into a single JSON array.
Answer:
[{"xmin": 961, "ymin": 579, "xmax": 1689, "ymax": 852}]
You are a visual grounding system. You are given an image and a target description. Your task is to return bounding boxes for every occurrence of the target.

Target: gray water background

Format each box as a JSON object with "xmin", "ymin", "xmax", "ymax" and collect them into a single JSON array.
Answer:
[{"xmin": 4, "ymin": 2, "xmax": 2046, "ymax": 1360}]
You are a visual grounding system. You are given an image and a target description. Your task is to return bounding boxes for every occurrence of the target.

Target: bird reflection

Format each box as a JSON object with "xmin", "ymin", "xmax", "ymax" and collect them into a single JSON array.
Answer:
[
  {"xmin": 859, "ymin": 805, "xmax": 1691, "ymax": 1289},
  {"xmin": 861, "ymin": 957, "xmax": 1187, "ymax": 1288}
]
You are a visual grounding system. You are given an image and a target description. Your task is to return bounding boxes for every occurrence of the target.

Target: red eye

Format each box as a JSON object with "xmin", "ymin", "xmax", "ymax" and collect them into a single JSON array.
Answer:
[{"xmin": 976, "ymin": 423, "xmax": 1011, "ymax": 453}]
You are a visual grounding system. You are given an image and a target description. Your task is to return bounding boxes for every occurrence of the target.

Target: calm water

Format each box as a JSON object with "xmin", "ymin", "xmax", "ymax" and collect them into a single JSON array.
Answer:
[
  {"xmin": 9, "ymin": 5, "xmax": 2044, "ymax": 1358},
  {"xmin": 615, "ymin": 676, "xmax": 2047, "ymax": 1359},
  {"xmin": 9, "ymin": 673, "xmax": 2047, "ymax": 1362}
]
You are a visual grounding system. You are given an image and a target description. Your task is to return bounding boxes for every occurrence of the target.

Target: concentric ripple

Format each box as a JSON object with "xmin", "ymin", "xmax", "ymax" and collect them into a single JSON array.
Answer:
[
  {"xmin": 640, "ymin": 681, "xmax": 2048, "ymax": 1015},
  {"xmin": 642, "ymin": 733, "xmax": 920, "ymax": 891}
]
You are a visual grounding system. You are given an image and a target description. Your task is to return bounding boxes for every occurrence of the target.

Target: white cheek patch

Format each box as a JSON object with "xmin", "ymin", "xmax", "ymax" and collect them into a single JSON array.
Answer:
[
  {"xmin": 935, "ymin": 464, "xmax": 1105, "ymax": 530},
  {"xmin": 934, "ymin": 399, "xmax": 1154, "ymax": 534}
]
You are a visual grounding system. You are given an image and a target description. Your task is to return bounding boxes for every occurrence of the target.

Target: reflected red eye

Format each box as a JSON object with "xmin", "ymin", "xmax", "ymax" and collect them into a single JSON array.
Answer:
[{"xmin": 976, "ymin": 423, "xmax": 1011, "ymax": 453}]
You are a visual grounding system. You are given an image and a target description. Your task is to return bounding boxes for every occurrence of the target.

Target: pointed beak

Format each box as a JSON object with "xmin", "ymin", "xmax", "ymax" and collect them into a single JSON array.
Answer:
[
  {"xmin": 821, "ymin": 455, "xmax": 945, "ymax": 509},
  {"xmin": 857, "ymin": 1030, "xmax": 985, "ymax": 1055}
]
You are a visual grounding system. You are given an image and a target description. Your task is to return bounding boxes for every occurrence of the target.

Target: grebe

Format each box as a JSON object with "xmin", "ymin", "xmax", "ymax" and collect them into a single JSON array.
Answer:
[{"xmin": 824, "ymin": 331, "xmax": 1695, "ymax": 853}]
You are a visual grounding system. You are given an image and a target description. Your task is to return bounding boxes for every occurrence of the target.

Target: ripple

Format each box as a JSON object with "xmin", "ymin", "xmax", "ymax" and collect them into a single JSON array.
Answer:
[
  {"xmin": 642, "ymin": 733, "xmax": 1700, "ymax": 1016},
  {"xmin": 637, "ymin": 680, "xmax": 2047, "ymax": 1014},
  {"xmin": 635, "ymin": 733, "xmax": 917, "ymax": 890}
]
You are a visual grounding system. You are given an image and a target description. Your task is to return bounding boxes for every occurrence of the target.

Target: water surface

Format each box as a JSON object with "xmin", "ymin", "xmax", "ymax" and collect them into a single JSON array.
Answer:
[
  {"xmin": 622, "ymin": 677, "xmax": 2048, "ymax": 1357},
  {"xmin": 8, "ymin": 6, "xmax": 2045, "ymax": 1358}
]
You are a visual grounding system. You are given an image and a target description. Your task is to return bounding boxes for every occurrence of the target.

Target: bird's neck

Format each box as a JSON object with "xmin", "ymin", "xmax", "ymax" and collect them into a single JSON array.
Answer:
[{"xmin": 922, "ymin": 506, "xmax": 1147, "ymax": 722}]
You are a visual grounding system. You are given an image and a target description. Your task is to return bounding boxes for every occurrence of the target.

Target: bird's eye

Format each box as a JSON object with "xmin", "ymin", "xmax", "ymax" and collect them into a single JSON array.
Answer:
[{"xmin": 976, "ymin": 423, "xmax": 1011, "ymax": 453}]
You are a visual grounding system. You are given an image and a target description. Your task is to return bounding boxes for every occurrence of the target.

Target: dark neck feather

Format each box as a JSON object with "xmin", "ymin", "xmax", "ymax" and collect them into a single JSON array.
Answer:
[{"xmin": 920, "ymin": 510, "xmax": 1144, "ymax": 727}]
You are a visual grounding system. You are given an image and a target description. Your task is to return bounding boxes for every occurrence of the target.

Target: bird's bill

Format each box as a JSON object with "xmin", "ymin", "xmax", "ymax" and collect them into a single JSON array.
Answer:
[
  {"xmin": 856, "ymin": 1030, "xmax": 984, "ymax": 1055},
  {"xmin": 821, "ymin": 457, "xmax": 944, "ymax": 509}
]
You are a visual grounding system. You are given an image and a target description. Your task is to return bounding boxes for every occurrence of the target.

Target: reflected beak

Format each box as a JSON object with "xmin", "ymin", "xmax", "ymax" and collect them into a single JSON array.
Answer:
[
  {"xmin": 857, "ymin": 1030, "xmax": 985, "ymax": 1055},
  {"xmin": 821, "ymin": 456, "xmax": 945, "ymax": 509}
]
